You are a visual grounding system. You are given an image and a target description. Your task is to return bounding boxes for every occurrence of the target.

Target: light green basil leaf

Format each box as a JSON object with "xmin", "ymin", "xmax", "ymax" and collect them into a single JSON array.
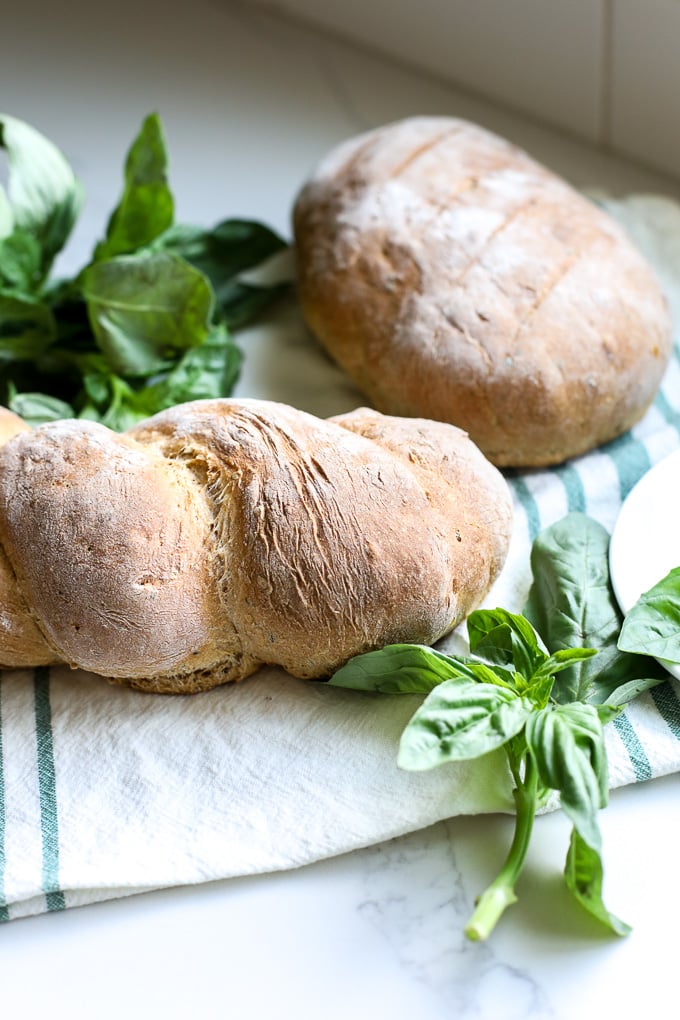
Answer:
[
  {"xmin": 81, "ymin": 251, "xmax": 214, "ymax": 376},
  {"xmin": 526, "ymin": 702, "xmax": 608, "ymax": 851},
  {"xmin": 618, "ymin": 567, "xmax": 680, "ymax": 663},
  {"xmin": 398, "ymin": 679, "xmax": 534, "ymax": 770},
  {"xmin": 93, "ymin": 113, "xmax": 173, "ymax": 262},
  {"xmin": 594, "ymin": 703, "xmax": 622, "ymax": 725},
  {"xmin": 524, "ymin": 512, "xmax": 665, "ymax": 705},
  {"xmin": 514, "ymin": 672, "xmax": 554, "ymax": 708},
  {"xmin": 0, "ymin": 113, "xmax": 82, "ymax": 277},
  {"xmin": 328, "ymin": 644, "xmax": 464, "ymax": 695},
  {"xmin": 459, "ymin": 660, "xmax": 521, "ymax": 690},
  {"xmin": 603, "ymin": 677, "xmax": 665, "ymax": 708},
  {"xmin": 531, "ymin": 647, "xmax": 598, "ymax": 685},
  {"xmin": 8, "ymin": 390, "xmax": 74, "ymax": 425},
  {"xmin": 468, "ymin": 608, "xmax": 548, "ymax": 679},
  {"xmin": 564, "ymin": 827, "xmax": 631, "ymax": 936}
]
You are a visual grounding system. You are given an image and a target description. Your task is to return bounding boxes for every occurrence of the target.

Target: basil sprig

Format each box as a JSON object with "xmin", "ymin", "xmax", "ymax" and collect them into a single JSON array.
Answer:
[
  {"xmin": 329, "ymin": 513, "xmax": 665, "ymax": 940},
  {"xmin": 0, "ymin": 112, "xmax": 288, "ymax": 430}
]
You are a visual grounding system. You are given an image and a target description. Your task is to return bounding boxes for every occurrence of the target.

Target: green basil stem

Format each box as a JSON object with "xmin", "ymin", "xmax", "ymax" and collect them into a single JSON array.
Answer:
[{"xmin": 465, "ymin": 749, "xmax": 538, "ymax": 941}]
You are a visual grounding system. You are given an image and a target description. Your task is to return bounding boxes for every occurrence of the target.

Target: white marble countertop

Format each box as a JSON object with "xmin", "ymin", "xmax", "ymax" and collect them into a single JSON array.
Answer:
[{"xmin": 2, "ymin": 2, "xmax": 680, "ymax": 1016}]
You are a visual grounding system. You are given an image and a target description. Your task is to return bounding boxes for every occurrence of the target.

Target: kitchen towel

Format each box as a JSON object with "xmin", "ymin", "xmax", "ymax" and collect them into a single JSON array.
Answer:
[{"xmin": 2, "ymin": 194, "xmax": 680, "ymax": 921}]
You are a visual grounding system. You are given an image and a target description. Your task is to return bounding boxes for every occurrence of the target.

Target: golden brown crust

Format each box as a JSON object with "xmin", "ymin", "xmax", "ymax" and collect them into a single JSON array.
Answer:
[
  {"xmin": 0, "ymin": 398, "xmax": 512, "ymax": 693},
  {"xmin": 293, "ymin": 116, "xmax": 673, "ymax": 467},
  {"xmin": 0, "ymin": 407, "xmax": 30, "ymax": 448},
  {"xmin": 0, "ymin": 408, "xmax": 59, "ymax": 667}
]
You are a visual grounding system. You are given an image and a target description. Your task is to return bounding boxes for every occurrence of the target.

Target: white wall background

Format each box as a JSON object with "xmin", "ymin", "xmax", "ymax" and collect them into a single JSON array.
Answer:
[{"xmin": 239, "ymin": 0, "xmax": 680, "ymax": 181}]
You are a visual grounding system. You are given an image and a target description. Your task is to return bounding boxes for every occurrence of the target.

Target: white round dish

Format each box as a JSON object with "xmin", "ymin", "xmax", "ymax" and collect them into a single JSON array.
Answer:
[{"xmin": 609, "ymin": 447, "xmax": 680, "ymax": 680}]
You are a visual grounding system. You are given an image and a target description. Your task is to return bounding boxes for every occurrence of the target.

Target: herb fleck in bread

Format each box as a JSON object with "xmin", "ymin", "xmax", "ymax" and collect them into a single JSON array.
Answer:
[
  {"xmin": 293, "ymin": 116, "xmax": 672, "ymax": 467},
  {"xmin": 0, "ymin": 398, "xmax": 512, "ymax": 693}
]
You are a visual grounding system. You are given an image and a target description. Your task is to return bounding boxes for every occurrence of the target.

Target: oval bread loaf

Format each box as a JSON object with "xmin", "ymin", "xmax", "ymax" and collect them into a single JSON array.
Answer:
[
  {"xmin": 293, "ymin": 116, "xmax": 672, "ymax": 467},
  {"xmin": 0, "ymin": 398, "xmax": 512, "ymax": 693}
]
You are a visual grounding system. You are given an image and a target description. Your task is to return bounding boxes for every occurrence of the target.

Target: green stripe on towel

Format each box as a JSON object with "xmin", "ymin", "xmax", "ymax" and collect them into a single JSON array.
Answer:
[
  {"xmin": 34, "ymin": 667, "xmax": 65, "ymax": 912},
  {"xmin": 602, "ymin": 431, "xmax": 651, "ymax": 503},
  {"xmin": 0, "ymin": 678, "xmax": 7, "ymax": 922},
  {"xmin": 553, "ymin": 462, "xmax": 586, "ymax": 513},
  {"xmin": 613, "ymin": 711, "xmax": 652, "ymax": 782},
  {"xmin": 655, "ymin": 389, "xmax": 679, "ymax": 426},
  {"xmin": 508, "ymin": 475, "xmax": 541, "ymax": 542},
  {"xmin": 651, "ymin": 682, "xmax": 680, "ymax": 743}
]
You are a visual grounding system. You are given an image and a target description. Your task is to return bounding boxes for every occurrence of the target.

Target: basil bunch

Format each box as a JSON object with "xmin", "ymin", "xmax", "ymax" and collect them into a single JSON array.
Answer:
[
  {"xmin": 0, "ymin": 112, "xmax": 288, "ymax": 430},
  {"xmin": 329, "ymin": 513, "xmax": 665, "ymax": 940}
]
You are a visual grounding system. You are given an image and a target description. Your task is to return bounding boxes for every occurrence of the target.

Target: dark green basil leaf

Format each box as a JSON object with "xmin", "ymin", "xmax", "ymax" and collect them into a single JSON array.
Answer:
[
  {"xmin": 155, "ymin": 219, "xmax": 289, "ymax": 327},
  {"xmin": 0, "ymin": 291, "xmax": 56, "ymax": 358},
  {"xmin": 0, "ymin": 113, "xmax": 82, "ymax": 278},
  {"xmin": 618, "ymin": 567, "xmax": 680, "ymax": 663},
  {"xmin": 564, "ymin": 827, "xmax": 631, "ymax": 936},
  {"xmin": 0, "ymin": 182, "xmax": 10, "ymax": 238},
  {"xmin": 78, "ymin": 324, "xmax": 242, "ymax": 431},
  {"xmin": 150, "ymin": 324, "xmax": 241, "ymax": 406},
  {"xmin": 398, "ymin": 679, "xmax": 534, "ymax": 769},
  {"xmin": 0, "ymin": 231, "xmax": 43, "ymax": 292},
  {"xmin": 157, "ymin": 218, "xmax": 287, "ymax": 291},
  {"xmin": 93, "ymin": 113, "xmax": 173, "ymax": 262},
  {"xmin": 217, "ymin": 278, "xmax": 290, "ymax": 330},
  {"xmin": 524, "ymin": 512, "xmax": 665, "ymax": 705},
  {"xmin": 526, "ymin": 702, "xmax": 608, "ymax": 851},
  {"xmin": 328, "ymin": 643, "xmax": 464, "ymax": 694},
  {"xmin": 81, "ymin": 251, "xmax": 213, "ymax": 376}
]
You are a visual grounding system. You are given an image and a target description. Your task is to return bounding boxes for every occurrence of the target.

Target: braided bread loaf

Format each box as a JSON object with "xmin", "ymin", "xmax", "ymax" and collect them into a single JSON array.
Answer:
[{"xmin": 0, "ymin": 399, "xmax": 512, "ymax": 693}]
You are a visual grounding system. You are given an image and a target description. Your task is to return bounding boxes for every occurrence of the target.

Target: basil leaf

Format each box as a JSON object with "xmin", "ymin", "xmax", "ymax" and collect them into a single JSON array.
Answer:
[
  {"xmin": 93, "ymin": 113, "xmax": 173, "ymax": 262},
  {"xmin": 7, "ymin": 390, "xmax": 75, "ymax": 425},
  {"xmin": 79, "ymin": 325, "xmax": 243, "ymax": 431},
  {"xmin": 564, "ymin": 827, "xmax": 631, "ymax": 936},
  {"xmin": 0, "ymin": 113, "xmax": 82, "ymax": 279},
  {"xmin": 81, "ymin": 251, "xmax": 213, "ymax": 376},
  {"xmin": 524, "ymin": 513, "xmax": 665, "ymax": 705},
  {"xmin": 157, "ymin": 218, "xmax": 286, "ymax": 283},
  {"xmin": 0, "ymin": 291, "xmax": 56, "ymax": 360},
  {"xmin": 398, "ymin": 679, "xmax": 534, "ymax": 769},
  {"xmin": 217, "ymin": 278, "xmax": 290, "ymax": 330},
  {"xmin": 603, "ymin": 677, "xmax": 662, "ymax": 708},
  {"xmin": 156, "ymin": 219, "xmax": 288, "ymax": 326},
  {"xmin": 618, "ymin": 567, "xmax": 680, "ymax": 663},
  {"xmin": 328, "ymin": 643, "xmax": 463, "ymax": 694},
  {"xmin": 0, "ymin": 183, "xmax": 11, "ymax": 239},
  {"xmin": 0, "ymin": 231, "xmax": 43, "ymax": 291},
  {"xmin": 526, "ymin": 702, "xmax": 608, "ymax": 851},
  {"xmin": 531, "ymin": 647, "xmax": 598, "ymax": 684},
  {"xmin": 468, "ymin": 608, "xmax": 548, "ymax": 678},
  {"xmin": 0, "ymin": 114, "xmax": 286, "ymax": 427},
  {"xmin": 150, "ymin": 324, "xmax": 241, "ymax": 406}
]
